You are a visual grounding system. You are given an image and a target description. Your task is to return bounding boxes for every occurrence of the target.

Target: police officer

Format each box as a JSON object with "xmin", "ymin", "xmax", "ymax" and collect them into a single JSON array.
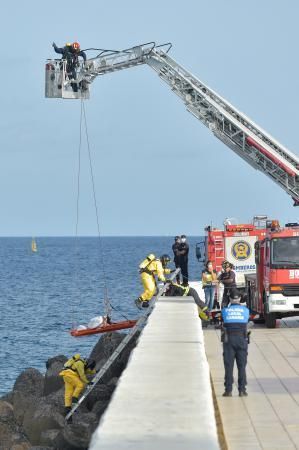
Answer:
[
  {"xmin": 218, "ymin": 260, "xmax": 236, "ymax": 308},
  {"xmin": 172, "ymin": 236, "xmax": 181, "ymax": 283},
  {"xmin": 178, "ymin": 234, "xmax": 189, "ymax": 286},
  {"xmin": 221, "ymin": 289, "xmax": 250, "ymax": 397}
]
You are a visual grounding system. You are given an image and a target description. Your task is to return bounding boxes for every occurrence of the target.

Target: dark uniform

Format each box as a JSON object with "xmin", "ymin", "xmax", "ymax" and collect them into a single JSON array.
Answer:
[
  {"xmin": 222, "ymin": 301, "xmax": 249, "ymax": 396},
  {"xmin": 172, "ymin": 237, "xmax": 181, "ymax": 283},
  {"xmin": 218, "ymin": 269, "xmax": 236, "ymax": 308},
  {"xmin": 177, "ymin": 238, "xmax": 189, "ymax": 286},
  {"xmin": 52, "ymin": 43, "xmax": 87, "ymax": 92}
]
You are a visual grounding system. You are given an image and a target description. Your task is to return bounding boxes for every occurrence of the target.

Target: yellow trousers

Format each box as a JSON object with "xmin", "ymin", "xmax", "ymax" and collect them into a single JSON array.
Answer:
[
  {"xmin": 60, "ymin": 369, "xmax": 85, "ymax": 407},
  {"xmin": 140, "ymin": 273, "xmax": 156, "ymax": 301}
]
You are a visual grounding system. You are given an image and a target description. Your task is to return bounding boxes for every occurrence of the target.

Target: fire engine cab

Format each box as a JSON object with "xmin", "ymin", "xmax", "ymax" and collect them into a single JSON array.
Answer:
[
  {"xmin": 197, "ymin": 216, "xmax": 267, "ymax": 288},
  {"xmin": 245, "ymin": 220, "xmax": 299, "ymax": 328}
]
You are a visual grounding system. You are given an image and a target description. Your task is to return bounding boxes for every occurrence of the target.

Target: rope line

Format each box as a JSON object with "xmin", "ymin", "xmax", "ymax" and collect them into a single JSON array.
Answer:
[{"xmin": 82, "ymin": 102, "xmax": 111, "ymax": 318}]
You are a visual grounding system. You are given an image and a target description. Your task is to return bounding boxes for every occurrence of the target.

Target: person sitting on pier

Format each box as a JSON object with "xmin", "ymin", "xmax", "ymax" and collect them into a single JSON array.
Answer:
[
  {"xmin": 135, "ymin": 254, "xmax": 171, "ymax": 309},
  {"xmin": 165, "ymin": 281, "xmax": 209, "ymax": 321},
  {"xmin": 59, "ymin": 354, "xmax": 96, "ymax": 419}
]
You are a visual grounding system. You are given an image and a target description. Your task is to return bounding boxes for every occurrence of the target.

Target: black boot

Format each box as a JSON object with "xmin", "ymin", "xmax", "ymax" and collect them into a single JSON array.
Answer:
[
  {"xmin": 72, "ymin": 396, "xmax": 78, "ymax": 406},
  {"xmin": 64, "ymin": 406, "xmax": 72, "ymax": 423}
]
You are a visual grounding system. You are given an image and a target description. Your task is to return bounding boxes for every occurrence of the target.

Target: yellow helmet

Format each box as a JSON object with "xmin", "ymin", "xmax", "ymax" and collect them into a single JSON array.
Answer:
[
  {"xmin": 65, "ymin": 42, "xmax": 72, "ymax": 47},
  {"xmin": 73, "ymin": 353, "xmax": 81, "ymax": 361}
]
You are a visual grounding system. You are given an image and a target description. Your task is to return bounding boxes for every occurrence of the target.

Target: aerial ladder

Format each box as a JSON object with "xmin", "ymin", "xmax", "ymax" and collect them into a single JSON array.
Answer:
[{"xmin": 45, "ymin": 41, "xmax": 299, "ymax": 205}]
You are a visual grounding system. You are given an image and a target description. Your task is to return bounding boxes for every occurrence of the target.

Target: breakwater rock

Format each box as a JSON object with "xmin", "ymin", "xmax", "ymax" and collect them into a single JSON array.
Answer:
[{"xmin": 0, "ymin": 332, "xmax": 138, "ymax": 450}]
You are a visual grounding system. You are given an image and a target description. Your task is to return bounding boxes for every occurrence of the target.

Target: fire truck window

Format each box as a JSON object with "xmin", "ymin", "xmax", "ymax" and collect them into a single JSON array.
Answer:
[{"xmin": 271, "ymin": 237, "xmax": 299, "ymax": 265}]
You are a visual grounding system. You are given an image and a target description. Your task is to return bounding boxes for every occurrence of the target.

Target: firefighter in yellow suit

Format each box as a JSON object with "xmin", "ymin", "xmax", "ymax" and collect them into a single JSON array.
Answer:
[
  {"xmin": 135, "ymin": 254, "xmax": 171, "ymax": 309},
  {"xmin": 59, "ymin": 354, "xmax": 96, "ymax": 417}
]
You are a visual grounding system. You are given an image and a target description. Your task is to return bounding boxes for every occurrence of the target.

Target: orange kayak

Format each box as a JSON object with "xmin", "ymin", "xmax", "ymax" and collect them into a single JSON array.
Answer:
[{"xmin": 70, "ymin": 319, "xmax": 138, "ymax": 337}]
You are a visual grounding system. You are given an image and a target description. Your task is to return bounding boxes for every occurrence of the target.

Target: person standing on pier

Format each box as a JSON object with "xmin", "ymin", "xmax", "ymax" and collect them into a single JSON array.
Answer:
[
  {"xmin": 218, "ymin": 260, "xmax": 236, "ymax": 308},
  {"xmin": 221, "ymin": 289, "xmax": 250, "ymax": 397},
  {"xmin": 172, "ymin": 236, "xmax": 181, "ymax": 283},
  {"xmin": 177, "ymin": 235, "xmax": 189, "ymax": 286}
]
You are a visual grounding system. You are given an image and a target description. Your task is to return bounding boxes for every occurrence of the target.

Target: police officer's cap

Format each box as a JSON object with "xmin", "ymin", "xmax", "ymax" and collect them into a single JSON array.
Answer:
[
  {"xmin": 229, "ymin": 288, "xmax": 241, "ymax": 303},
  {"xmin": 174, "ymin": 236, "xmax": 180, "ymax": 241}
]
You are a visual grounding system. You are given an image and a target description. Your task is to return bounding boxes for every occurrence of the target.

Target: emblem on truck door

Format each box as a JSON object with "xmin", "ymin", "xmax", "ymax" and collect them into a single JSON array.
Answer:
[{"xmin": 231, "ymin": 241, "xmax": 251, "ymax": 261}]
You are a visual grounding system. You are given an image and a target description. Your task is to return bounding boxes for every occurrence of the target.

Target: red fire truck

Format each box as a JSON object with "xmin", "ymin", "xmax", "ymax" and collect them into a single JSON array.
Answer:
[
  {"xmin": 245, "ymin": 220, "xmax": 299, "ymax": 328},
  {"xmin": 197, "ymin": 216, "xmax": 267, "ymax": 288}
]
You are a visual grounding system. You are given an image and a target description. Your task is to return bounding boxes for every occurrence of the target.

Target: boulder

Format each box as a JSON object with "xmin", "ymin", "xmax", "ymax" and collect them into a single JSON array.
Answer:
[
  {"xmin": 28, "ymin": 447, "xmax": 54, "ymax": 450},
  {"xmin": 22, "ymin": 401, "xmax": 64, "ymax": 445},
  {"xmin": 10, "ymin": 444, "xmax": 30, "ymax": 450},
  {"xmin": 85, "ymin": 384, "xmax": 114, "ymax": 410},
  {"xmin": 40, "ymin": 429, "xmax": 61, "ymax": 446},
  {"xmin": 13, "ymin": 391, "xmax": 38, "ymax": 426},
  {"xmin": 44, "ymin": 356, "xmax": 67, "ymax": 396},
  {"xmin": 0, "ymin": 401, "xmax": 30, "ymax": 450},
  {"xmin": 92, "ymin": 400, "xmax": 110, "ymax": 418},
  {"xmin": 13, "ymin": 368, "xmax": 44, "ymax": 398},
  {"xmin": 54, "ymin": 412, "xmax": 98, "ymax": 449},
  {"xmin": 0, "ymin": 391, "xmax": 13, "ymax": 405}
]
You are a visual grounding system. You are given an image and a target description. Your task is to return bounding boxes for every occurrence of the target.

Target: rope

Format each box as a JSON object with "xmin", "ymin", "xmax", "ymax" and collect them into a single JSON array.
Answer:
[
  {"xmin": 71, "ymin": 100, "xmax": 83, "ymax": 329},
  {"xmin": 82, "ymin": 102, "xmax": 111, "ymax": 318}
]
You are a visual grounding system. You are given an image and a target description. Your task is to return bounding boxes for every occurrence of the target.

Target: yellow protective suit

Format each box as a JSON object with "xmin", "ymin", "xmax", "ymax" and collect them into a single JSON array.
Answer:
[
  {"xmin": 59, "ymin": 356, "xmax": 95, "ymax": 407},
  {"xmin": 139, "ymin": 259, "xmax": 170, "ymax": 302}
]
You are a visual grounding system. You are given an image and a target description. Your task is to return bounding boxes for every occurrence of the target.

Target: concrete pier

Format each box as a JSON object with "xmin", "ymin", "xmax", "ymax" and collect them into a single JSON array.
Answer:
[{"xmin": 89, "ymin": 295, "xmax": 220, "ymax": 450}]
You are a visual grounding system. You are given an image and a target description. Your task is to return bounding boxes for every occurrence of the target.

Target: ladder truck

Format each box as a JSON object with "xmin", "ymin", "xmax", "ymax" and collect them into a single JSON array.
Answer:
[{"xmin": 45, "ymin": 41, "xmax": 299, "ymax": 205}]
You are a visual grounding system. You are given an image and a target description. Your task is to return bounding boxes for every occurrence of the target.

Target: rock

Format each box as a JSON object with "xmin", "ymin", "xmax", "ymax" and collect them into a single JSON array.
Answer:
[
  {"xmin": 0, "ymin": 401, "xmax": 30, "ymax": 450},
  {"xmin": 13, "ymin": 391, "xmax": 37, "ymax": 426},
  {"xmin": 55, "ymin": 412, "xmax": 98, "ymax": 450},
  {"xmin": 22, "ymin": 401, "xmax": 64, "ymax": 445},
  {"xmin": 0, "ymin": 391, "xmax": 13, "ymax": 405},
  {"xmin": 89, "ymin": 332, "xmax": 125, "ymax": 367},
  {"xmin": 85, "ymin": 384, "xmax": 114, "ymax": 410},
  {"xmin": 107, "ymin": 376, "xmax": 119, "ymax": 387},
  {"xmin": 0, "ymin": 400, "xmax": 14, "ymax": 421},
  {"xmin": 29, "ymin": 447, "xmax": 54, "ymax": 450},
  {"xmin": 10, "ymin": 444, "xmax": 30, "ymax": 450},
  {"xmin": 13, "ymin": 368, "xmax": 44, "ymax": 398},
  {"xmin": 40, "ymin": 429, "xmax": 61, "ymax": 446},
  {"xmin": 44, "ymin": 356, "xmax": 67, "ymax": 396},
  {"xmin": 92, "ymin": 400, "xmax": 109, "ymax": 418}
]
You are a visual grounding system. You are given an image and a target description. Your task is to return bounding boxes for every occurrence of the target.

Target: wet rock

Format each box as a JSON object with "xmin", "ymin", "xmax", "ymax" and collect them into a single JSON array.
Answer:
[
  {"xmin": 13, "ymin": 368, "xmax": 44, "ymax": 398},
  {"xmin": 10, "ymin": 444, "xmax": 30, "ymax": 450},
  {"xmin": 107, "ymin": 376, "xmax": 119, "ymax": 387},
  {"xmin": 22, "ymin": 402, "xmax": 64, "ymax": 445},
  {"xmin": 29, "ymin": 447, "xmax": 54, "ymax": 450},
  {"xmin": 0, "ymin": 400, "xmax": 14, "ymax": 420},
  {"xmin": 44, "ymin": 355, "xmax": 67, "ymax": 396}
]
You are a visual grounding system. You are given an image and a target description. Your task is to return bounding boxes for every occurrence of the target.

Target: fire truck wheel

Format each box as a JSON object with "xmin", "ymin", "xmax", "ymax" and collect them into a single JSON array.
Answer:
[{"xmin": 265, "ymin": 312, "xmax": 277, "ymax": 328}]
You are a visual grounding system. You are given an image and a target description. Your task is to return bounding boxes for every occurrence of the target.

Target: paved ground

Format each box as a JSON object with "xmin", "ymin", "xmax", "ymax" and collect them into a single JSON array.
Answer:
[{"xmin": 204, "ymin": 317, "xmax": 299, "ymax": 450}]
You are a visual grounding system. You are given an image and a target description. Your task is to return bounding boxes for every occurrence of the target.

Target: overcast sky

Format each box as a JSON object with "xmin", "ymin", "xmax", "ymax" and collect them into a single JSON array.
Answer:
[{"xmin": 1, "ymin": 0, "xmax": 298, "ymax": 236}]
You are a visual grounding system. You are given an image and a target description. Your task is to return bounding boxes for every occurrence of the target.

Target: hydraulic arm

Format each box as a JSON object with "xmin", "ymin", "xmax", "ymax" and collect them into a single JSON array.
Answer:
[{"xmin": 46, "ymin": 42, "xmax": 299, "ymax": 205}]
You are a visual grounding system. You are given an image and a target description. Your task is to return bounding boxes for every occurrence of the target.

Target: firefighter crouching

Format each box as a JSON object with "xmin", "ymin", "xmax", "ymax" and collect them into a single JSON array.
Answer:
[
  {"xmin": 59, "ymin": 354, "xmax": 96, "ymax": 417},
  {"xmin": 135, "ymin": 254, "xmax": 171, "ymax": 309},
  {"xmin": 221, "ymin": 289, "xmax": 250, "ymax": 397},
  {"xmin": 165, "ymin": 281, "xmax": 209, "ymax": 321}
]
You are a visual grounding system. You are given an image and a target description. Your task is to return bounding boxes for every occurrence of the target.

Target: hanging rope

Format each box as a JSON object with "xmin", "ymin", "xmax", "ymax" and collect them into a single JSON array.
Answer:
[
  {"xmin": 71, "ymin": 100, "xmax": 84, "ymax": 328},
  {"xmin": 81, "ymin": 101, "xmax": 112, "ymax": 318}
]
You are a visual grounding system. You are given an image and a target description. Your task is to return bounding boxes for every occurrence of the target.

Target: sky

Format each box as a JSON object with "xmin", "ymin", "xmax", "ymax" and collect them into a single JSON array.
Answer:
[{"xmin": 1, "ymin": 0, "xmax": 299, "ymax": 236}]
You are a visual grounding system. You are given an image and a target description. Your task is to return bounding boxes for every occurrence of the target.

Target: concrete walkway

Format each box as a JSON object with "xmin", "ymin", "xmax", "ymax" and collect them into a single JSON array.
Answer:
[
  {"xmin": 90, "ymin": 296, "xmax": 219, "ymax": 450},
  {"xmin": 204, "ymin": 318, "xmax": 299, "ymax": 450}
]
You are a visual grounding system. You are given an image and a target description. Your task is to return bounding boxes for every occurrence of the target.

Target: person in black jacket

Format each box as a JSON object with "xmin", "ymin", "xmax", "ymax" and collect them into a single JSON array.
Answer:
[
  {"xmin": 218, "ymin": 261, "xmax": 236, "ymax": 308},
  {"xmin": 172, "ymin": 236, "xmax": 181, "ymax": 283},
  {"xmin": 52, "ymin": 41, "xmax": 87, "ymax": 92},
  {"xmin": 177, "ymin": 235, "xmax": 189, "ymax": 286}
]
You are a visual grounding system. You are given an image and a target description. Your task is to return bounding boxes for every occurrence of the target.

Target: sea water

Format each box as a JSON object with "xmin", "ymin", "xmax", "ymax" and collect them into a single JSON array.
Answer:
[{"xmin": 0, "ymin": 236, "xmax": 204, "ymax": 395}]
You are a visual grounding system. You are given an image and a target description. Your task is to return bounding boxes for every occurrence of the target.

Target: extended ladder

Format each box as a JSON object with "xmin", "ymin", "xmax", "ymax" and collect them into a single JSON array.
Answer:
[
  {"xmin": 65, "ymin": 268, "xmax": 180, "ymax": 421},
  {"xmin": 65, "ymin": 42, "xmax": 299, "ymax": 205}
]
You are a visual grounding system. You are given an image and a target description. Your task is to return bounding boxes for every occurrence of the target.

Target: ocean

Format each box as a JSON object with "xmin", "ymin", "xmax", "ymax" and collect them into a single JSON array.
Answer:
[{"xmin": 0, "ymin": 236, "xmax": 204, "ymax": 395}]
